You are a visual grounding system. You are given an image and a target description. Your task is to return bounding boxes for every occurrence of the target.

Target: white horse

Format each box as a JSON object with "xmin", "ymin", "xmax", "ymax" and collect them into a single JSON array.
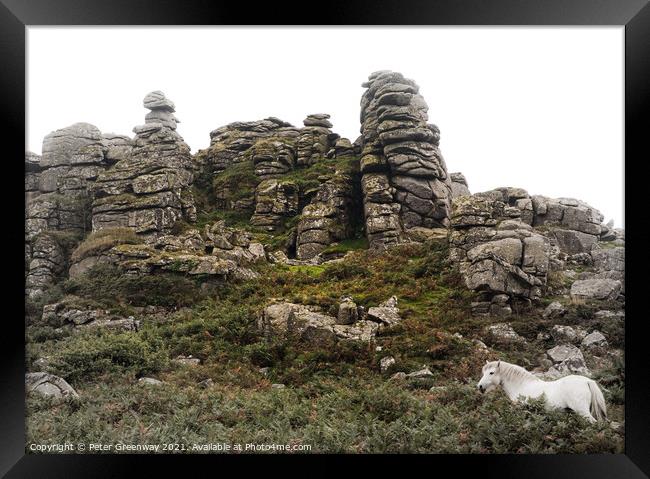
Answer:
[{"xmin": 477, "ymin": 360, "xmax": 607, "ymax": 423}]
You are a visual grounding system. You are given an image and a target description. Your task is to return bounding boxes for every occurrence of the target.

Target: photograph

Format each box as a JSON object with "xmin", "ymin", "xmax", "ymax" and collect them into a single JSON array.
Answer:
[{"xmin": 22, "ymin": 25, "xmax": 627, "ymax": 456}]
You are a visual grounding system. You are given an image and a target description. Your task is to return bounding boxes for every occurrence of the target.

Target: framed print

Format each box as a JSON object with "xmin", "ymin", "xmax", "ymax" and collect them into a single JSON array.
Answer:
[{"xmin": 1, "ymin": 0, "xmax": 648, "ymax": 476}]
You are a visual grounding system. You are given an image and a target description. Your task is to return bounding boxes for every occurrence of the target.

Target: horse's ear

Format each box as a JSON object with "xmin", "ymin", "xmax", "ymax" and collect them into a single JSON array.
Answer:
[
  {"xmin": 496, "ymin": 360, "xmax": 501, "ymax": 369},
  {"xmin": 485, "ymin": 360, "xmax": 489, "ymax": 365}
]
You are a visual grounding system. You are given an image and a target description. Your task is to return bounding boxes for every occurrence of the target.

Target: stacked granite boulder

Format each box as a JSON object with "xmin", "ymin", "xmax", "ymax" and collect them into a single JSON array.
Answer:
[
  {"xmin": 250, "ymin": 139, "xmax": 296, "ymax": 179},
  {"xmin": 296, "ymin": 114, "xmax": 335, "ymax": 166},
  {"xmin": 197, "ymin": 118, "xmax": 300, "ymax": 175},
  {"xmin": 26, "ymin": 123, "xmax": 110, "ymax": 238},
  {"xmin": 25, "ymin": 232, "xmax": 67, "ymax": 300},
  {"xmin": 476, "ymin": 190, "xmax": 608, "ymax": 266},
  {"xmin": 25, "ymin": 124, "xmax": 116, "ymax": 298},
  {"xmin": 25, "ymin": 152, "xmax": 42, "ymax": 203},
  {"xmin": 250, "ymin": 179, "xmax": 300, "ymax": 231},
  {"xmin": 328, "ymin": 137, "xmax": 356, "ymax": 158},
  {"xmin": 450, "ymin": 192, "xmax": 551, "ymax": 313},
  {"xmin": 450, "ymin": 172, "xmax": 471, "ymax": 198},
  {"xmin": 91, "ymin": 91, "xmax": 196, "ymax": 236},
  {"xmin": 449, "ymin": 184, "xmax": 621, "ymax": 313},
  {"xmin": 359, "ymin": 71, "xmax": 453, "ymax": 248},
  {"xmin": 295, "ymin": 172, "xmax": 357, "ymax": 260},
  {"xmin": 530, "ymin": 196, "xmax": 604, "ymax": 260}
]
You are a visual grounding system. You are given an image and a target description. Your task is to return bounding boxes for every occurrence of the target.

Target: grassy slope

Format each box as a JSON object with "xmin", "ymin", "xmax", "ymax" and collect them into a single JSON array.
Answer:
[{"xmin": 25, "ymin": 241, "xmax": 624, "ymax": 453}]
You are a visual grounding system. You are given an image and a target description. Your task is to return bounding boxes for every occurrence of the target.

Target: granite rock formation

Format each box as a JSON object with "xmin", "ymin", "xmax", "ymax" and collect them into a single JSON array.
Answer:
[
  {"xmin": 450, "ymin": 185, "xmax": 622, "ymax": 313},
  {"xmin": 295, "ymin": 170, "xmax": 357, "ymax": 260},
  {"xmin": 197, "ymin": 118, "xmax": 300, "ymax": 176},
  {"xmin": 297, "ymin": 114, "xmax": 335, "ymax": 167},
  {"xmin": 25, "ymin": 72, "xmax": 623, "ymax": 325},
  {"xmin": 25, "ymin": 124, "xmax": 118, "ymax": 297},
  {"xmin": 450, "ymin": 193, "xmax": 551, "ymax": 310},
  {"xmin": 359, "ymin": 71, "xmax": 453, "ymax": 248},
  {"xmin": 91, "ymin": 91, "xmax": 196, "ymax": 236},
  {"xmin": 450, "ymin": 172, "xmax": 471, "ymax": 198}
]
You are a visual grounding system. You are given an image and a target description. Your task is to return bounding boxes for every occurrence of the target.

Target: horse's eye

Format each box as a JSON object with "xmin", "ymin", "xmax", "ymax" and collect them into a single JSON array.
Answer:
[{"xmin": 489, "ymin": 372, "xmax": 494, "ymax": 375}]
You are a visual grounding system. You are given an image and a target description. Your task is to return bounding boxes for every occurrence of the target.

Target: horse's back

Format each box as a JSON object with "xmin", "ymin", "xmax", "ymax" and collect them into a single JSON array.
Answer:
[
  {"xmin": 551, "ymin": 375, "xmax": 594, "ymax": 405},
  {"xmin": 554, "ymin": 374, "xmax": 593, "ymax": 386}
]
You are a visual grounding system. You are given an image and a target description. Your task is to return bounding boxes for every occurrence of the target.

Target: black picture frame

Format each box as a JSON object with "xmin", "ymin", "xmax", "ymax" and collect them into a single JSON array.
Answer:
[{"xmin": 2, "ymin": 0, "xmax": 648, "ymax": 476}]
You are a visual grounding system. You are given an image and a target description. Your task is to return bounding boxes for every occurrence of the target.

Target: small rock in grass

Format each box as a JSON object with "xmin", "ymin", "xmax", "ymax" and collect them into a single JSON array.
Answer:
[
  {"xmin": 138, "ymin": 377, "xmax": 163, "ymax": 386},
  {"xmin": 198, "ymin": 379, "xmax": 214, "ymax": 389}
]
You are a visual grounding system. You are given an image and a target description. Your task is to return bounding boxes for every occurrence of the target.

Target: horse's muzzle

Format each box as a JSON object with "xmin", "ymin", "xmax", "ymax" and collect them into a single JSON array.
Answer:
[{"xmin": 478, "ymin": 385, "xmax": 485, "ymax": 394}]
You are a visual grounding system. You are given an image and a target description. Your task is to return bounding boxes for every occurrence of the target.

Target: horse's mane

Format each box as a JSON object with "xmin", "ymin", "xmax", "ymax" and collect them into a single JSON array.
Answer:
[{"xmin": 486, "ymin": 361, "xmax": 539, "ymax": 384}]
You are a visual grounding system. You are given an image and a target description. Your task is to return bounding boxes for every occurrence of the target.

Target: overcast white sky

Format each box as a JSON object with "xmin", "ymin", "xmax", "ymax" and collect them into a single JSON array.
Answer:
[{"xmin": 27, "ymin": 27, "xmax": 624, "ymax": 227}]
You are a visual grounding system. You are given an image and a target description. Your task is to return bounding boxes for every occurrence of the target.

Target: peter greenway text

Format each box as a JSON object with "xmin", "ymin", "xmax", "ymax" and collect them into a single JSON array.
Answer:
[{"xmin": 28, "ymin": 443, "xmax": 313, "ymax": 453}]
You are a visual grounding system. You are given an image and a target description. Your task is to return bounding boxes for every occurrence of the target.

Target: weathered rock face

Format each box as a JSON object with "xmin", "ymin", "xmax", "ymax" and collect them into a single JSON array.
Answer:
[
  {"xmin": 297, "ymin": 114, "xmax": 334, "ymax": 167},
  {"xmin": 450, "ymin": 194, "xmax": 550, "ymax": 303},
  {"xmin": 450, "ymin": 172, "xmax": 471, "ymax": 199},
  {"xmin": 532, "ymin": 196, "xmax": 603, "ymax": 236},
  {"xmin": 196, "ymin": 117, "xmax": 300, "ymax": 176},
  {"xmin": 25, "ymin": 124, "xmax": 119, "ymax": 297},
  {"xmin": 295, "ymin": 172, "xmax": 357, "ymax": 260},
  {"xmin": 72, "ymin": 220, "xmax": 262, "ymax": 281},
  {"xmin": 25, "ymin": 233, "xmax": 67, "ymax": 299},
  {"xmin": 250, "ymin": 139, "xmax": 296, "ymax": 179},
  {"xmin": 91, "ymin": 91, "xmax": 196, "ymax": 236},
  {"xmin": 250, "ymin": 179, "xmax": 299, "ymax": 232},
  {"xmin": 257, "ymin": 301, "xmax": 378, "ymax": 343},
  {"xmin": 529, "ymin": 196, "xmax": 605, "ymax": 265},
  {"xmin": 359, "ymin": 71, "xmax": 453, "ymax": 248},
  {"xmin": 448, "ymin": 183, "xmax": 620, "ymax": 310},
  {"xmin": 25, "ymin": 124, "xmax": 115, "ymax": 239}
]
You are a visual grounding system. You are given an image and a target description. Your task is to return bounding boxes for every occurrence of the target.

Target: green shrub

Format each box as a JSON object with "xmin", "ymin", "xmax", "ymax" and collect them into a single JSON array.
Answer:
[
  {"xmin": 321, "ymin": 262, "xmax": 371, "ymax": 280},
  {"xmin": 62, "ymin": 264, "xmax": 202, "ymax": 308},
  {"xmin": 49, "ymin": 331, "xmax": 169, "ymax": 382}
]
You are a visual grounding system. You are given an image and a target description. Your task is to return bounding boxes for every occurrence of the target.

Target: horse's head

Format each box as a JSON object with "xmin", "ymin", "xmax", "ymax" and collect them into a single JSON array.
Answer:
[{"xmin": 477, "ymin": 360, "xmax": 502, "ymax": 394}]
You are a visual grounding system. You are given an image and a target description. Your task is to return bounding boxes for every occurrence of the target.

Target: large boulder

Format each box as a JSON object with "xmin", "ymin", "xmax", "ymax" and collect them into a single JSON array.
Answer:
[
  {"xmin": 570, "ymin": 279, "xmax": 622, "ymax": 301},
  {"xmin": 483, "ymin": 323, "xmax": 526, "ymax": 345},
  {"xmin": 543, "ymin": 301, "xmax": 567, "ymax": 319},
  {"xmin": 550, "ymin": 229, "xmax": 598, "ymax": 255},
  {"xmin": 258, "ymin": 302, "xmax": 378, "ymax": 342},
  {"xmin": 547, "ymin": 344, "xmax": 584, "ymax": 363},
  {"xmin": 366, "ymin": 296, "xmax": 402, "ymax": 327},
  {"xmin": 531, "ymin": 196, "xmax": 603, "ymax": 236},
  {"xmin": 337, "ymin": 297, "xmax": 359, "ymax": 325},
  {"xmin": 26, "ymin": 372, "xmax": 79, "ymax": 400}
]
